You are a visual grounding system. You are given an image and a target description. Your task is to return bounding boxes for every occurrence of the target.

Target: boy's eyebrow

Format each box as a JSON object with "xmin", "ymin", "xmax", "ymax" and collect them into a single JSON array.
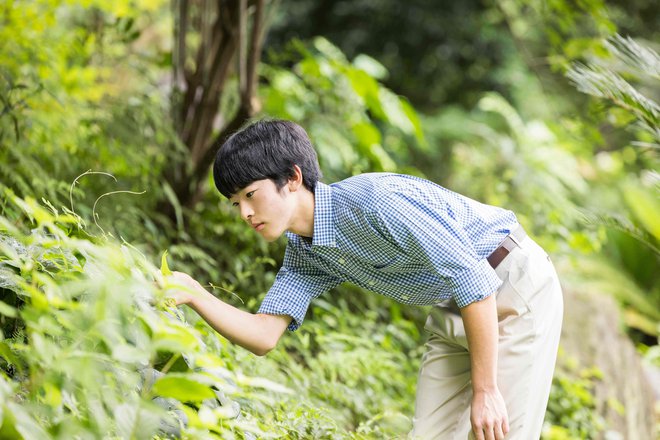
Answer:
[{"xmin": 229, "ymin": 185, "xmax": 255, "ymax": 201}]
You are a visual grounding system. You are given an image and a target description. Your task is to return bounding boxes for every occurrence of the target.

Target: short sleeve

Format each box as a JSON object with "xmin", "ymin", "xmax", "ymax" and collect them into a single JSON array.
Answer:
[
  {"xmin": 373, "ymin": 192, "xmax": 502, "ymax": 307},
  {"xmin": 258, "ymin": 244, "xmax": 342, "ymax": 331}
]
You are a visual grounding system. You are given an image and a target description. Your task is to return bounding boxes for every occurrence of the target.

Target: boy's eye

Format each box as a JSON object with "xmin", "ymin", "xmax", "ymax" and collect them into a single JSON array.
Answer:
[
  {"xmin": 232, "ymin": 202, "xmax": 239, "ymax": 207},
  {"xmin": 246, "ymin": 190, "xmax": 256, "ymax": 198}
]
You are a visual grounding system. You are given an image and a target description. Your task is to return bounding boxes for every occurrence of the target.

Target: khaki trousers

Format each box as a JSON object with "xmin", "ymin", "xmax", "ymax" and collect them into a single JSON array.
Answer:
[{"xmin": 411, "ymin": 236, "xmax": 563, "ymax": 440}]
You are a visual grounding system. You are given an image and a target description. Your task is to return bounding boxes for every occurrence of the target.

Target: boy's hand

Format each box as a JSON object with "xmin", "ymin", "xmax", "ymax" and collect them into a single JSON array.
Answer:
[
  {"xmin": 157, "ymin": 271, "xmax": 203, "ymax": 306},
  {"xmin": 155, "ymin": 269, "xmax": 288, "ymax": 356},
  {"xmin": 470, "ymin": 387, "xmax": 509, "ymax": 440}
]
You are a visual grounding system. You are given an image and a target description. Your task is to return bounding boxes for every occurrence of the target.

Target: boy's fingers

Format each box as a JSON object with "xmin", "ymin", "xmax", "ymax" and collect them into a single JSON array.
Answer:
[
  {"xmin": 152, "ymin": 269, "xmax": 162, "ymax": 279},
  {"xmin": 152, "ymin": 270, "xmax": 165, "ymax": 286}
]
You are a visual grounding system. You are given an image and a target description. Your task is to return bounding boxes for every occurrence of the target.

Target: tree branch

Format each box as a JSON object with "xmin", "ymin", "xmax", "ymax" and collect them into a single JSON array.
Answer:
[
  {"xmin": 244, "ymin": 0, "xmax": 265, "ymax": 108},
  {"xmin": 238, "ymin": 0, "xmax": 248, "ymax": 97}
]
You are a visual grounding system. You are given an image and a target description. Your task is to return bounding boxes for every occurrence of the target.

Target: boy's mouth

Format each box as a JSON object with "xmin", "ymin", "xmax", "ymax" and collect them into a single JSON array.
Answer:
[{"xmin": 252, "ymin": 222, "xmax": 265, "ymax": 232}]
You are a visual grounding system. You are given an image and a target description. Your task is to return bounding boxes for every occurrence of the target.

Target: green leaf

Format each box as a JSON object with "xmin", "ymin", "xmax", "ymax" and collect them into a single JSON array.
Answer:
[
  {"xmin": 0, "ymin": 410, "xmax": 22, "ymax": 440},
  {"xmin": 0, "ymin": 341, "xmax": 22, "ymax": 374},
  {"xmin": 352, "ymin": 54, "xmax": 388, "ymax": 80},
  {"xmin": 162, "ymin": 182, "xmax": 184, "ymax": 232},
  {"xmin": 352, "ymin": 122, "xmax": 382, "ymax": 148},
  {"xmin": 111, "ymin": 345, "xmax": 151, "ymax": 364},
  {"xmin": 152, "ymin": 374, "xmax": 216, "ymax": 402},
  {"xmin": 114, "ymin": 403, "xmax": 161, "ymax": 439},
  {"xmin": 378, "ymin": 88, "xmax": 416, "ymax": 136},
  {"xmin": 41, "ymin": 382, "xmax": 62, "ymax": 408},
  {"xmin": 6, "ymin": 402, "xmax": 50, "ymax": 440},
  {"xmin": 312, "ymin": 37, "xmax": 348, "ymax": 63},
  {"xmin": 622, "ymin": 183, "xmax": 660, "ymax": 240},
  {"xmin": 153, "ymin": 322, "xmax": 199, "ymax": 353},
  {"xmin": 160, "ymin": 250, "xmax": 172, "ymax": 276},
  {"xmin": 0, "ymin": 300, "xmax": 17, "ymax": 318},
  {"xmin": 344, "ymin": 68, "xmax": 385, "ymax": 119},
  {"xmin": 400, "ymin": 98, "xmax": 426, "ymax": 147},
  {"xmin": 623, "ymin": 308, "xmax": 659, "ymax": 336}
]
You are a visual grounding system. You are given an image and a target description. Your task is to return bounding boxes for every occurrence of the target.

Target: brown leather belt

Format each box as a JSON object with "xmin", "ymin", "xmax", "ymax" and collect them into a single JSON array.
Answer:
[{"xmin": 487, "ymin": 225, "xmax": 527, "ymax": 269}]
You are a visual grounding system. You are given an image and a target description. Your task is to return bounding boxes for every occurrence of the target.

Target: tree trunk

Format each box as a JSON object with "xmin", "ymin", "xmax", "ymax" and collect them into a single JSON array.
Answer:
[{"xmin": 159, "ymin": 0, "xmax": 268, "ymax": 222}]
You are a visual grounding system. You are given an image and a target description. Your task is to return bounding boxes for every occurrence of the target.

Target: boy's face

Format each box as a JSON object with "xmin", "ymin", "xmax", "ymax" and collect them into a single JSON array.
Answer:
[{"xmin": 229, "ymin": 179, "xmax": 297, "ymax": 242}]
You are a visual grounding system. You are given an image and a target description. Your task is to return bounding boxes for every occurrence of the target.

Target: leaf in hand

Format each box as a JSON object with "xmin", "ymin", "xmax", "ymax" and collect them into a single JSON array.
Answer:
[{"xmin": 160, "ymin": 250, "xmax": 173, "ymax": 276}]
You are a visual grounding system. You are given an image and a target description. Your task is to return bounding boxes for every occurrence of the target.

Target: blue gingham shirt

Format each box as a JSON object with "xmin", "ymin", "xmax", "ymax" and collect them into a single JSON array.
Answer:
[{"xmin": 259, "ymin": 173, "xmax": 519, "ymax": 331}]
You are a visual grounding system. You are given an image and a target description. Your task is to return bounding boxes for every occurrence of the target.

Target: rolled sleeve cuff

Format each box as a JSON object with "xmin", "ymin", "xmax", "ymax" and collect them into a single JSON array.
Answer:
[
  {"xmin": 452, "ymin": 259, "xmax": 503, "ymax": 308},
  {"xmin": 258, "ymin": 266, "xmax": 332, "ymax": 331},
  {"xmin": 258, "ymin": 290, "xmax": 310, "ymax": 332}
]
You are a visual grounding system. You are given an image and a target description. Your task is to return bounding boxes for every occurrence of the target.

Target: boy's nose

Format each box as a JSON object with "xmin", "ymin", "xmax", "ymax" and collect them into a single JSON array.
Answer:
[{"xmin": 239, "ymin": 203, "xmax": 254, "ymax": 221}]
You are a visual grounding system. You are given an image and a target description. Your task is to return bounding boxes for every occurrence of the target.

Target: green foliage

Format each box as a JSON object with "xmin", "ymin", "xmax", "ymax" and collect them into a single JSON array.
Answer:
[
  {"xmin": 622, "ymin": 180, "xmax": 660, "ymax": 241},
  {"xmin": 0, "ymin": 193, "xmax": 262, "ymax": 438},
  {"xmin": 567, "ymin": 35, "xmax": 660, "ymax": 145},
  {"xmin": 246, "ymin": 290, "xmax": 423, "ymax": 438},
  {"xmin": 499, "ymin": 0, "xmax": 615, "ymax": 64},
  {"xmin": 266, "ymin": 0, "xmax": 630, "ymax": 118},
  {"xmin": 560, "ymin": 251, "xmax": 660, "ymax": 338},
  {"xmin": 0, "ymin": 0, "xmax": 177, "ymax": 242},
  {"xmin": 263, "ymin": 37, "xmax": 425, "ymax": 184},
  {"xmin": 415, "ymin": 32, "xmax": 659, "ymax": 346},
  {"xmin": 565, "ymin": 34, "xmax": 660, "ymax": 341},
  {"xmin": 543, "ymin": 354, "xmax": 606, "ymax": 439},
  {"xmin": 0, "ymin": 192, "xmax": 423, "ymax": 439},
  {"xmin": 268, "ymin": 0, "xmax": 517, "ymax": 110},
  {"xmin": 1, "ymin": 1, "xmax": 658, "ymax": 437}
]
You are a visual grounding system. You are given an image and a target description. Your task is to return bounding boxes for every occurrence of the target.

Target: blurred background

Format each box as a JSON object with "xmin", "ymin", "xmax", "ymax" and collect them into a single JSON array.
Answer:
[{"xmin": 0, "ymin": 0, "xmax": 658, "ymax": 438}]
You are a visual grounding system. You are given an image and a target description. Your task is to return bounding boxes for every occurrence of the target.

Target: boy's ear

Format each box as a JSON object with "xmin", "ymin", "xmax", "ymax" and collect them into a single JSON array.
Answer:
[{"xmin": 288, "ymin": 165, "xmax": 304, "ymax": 191}]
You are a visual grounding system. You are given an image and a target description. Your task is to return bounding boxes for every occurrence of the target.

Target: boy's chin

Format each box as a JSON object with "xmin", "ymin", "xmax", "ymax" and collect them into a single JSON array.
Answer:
[{"xmin": 260, "ymin": 228, "xmax": 283, "ymax": 242}]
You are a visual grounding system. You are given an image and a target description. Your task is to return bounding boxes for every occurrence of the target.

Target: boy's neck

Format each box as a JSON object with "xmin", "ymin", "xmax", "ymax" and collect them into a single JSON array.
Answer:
[{"xmin": 287, "ymin": 186, "xmax": 315, "ymax": 238}]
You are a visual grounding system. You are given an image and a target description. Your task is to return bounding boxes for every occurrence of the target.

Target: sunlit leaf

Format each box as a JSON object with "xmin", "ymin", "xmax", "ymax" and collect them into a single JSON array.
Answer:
[
  {"xmin": 352, "ymin": 122, "xmax": 382, "ymax": 148},
  {"xmin": 353, "ymin": 54, "xmax": 388, "ymax": 80},
  {"xmin": 152, "ymin": 374, "xmax": 216, "ymax": 402},
  {"xmin": 622, "ymin": 183, "xmax": 660, "ymax": 240},
  {"xmin": 160, "ymin": 250, "xmax": 172, "ymax": 276},
  {"xmin": 6, "ymin": 402, "xmax": 50, "ymax": 440},
  {"xmin": 0, "ymin": 341, "xmax": 22, "ymax": 373},
  {"xmin": 114, "ymin": 402, "xmax": 162, "ymax": 439},
  {"xmin": 0, "ymin": 300, "xmax": 17, "ymax": 318}
]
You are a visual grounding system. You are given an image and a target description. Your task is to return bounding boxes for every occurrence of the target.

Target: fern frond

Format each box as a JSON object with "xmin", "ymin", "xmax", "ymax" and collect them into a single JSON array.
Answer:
[
  {"xmin": 581, "ymin": 211, "xmax": 659, "ymax": 256},
  {"xmin": 604, "ymin": 34, "xmax": 660, "ymax": 80},
  {"xmin": 567, "ymin": 64, "xmax": 659, "ymax": 134},
  {"xmin": 567, "ymin": 34, "xmax": 660, "ymax": 143}
]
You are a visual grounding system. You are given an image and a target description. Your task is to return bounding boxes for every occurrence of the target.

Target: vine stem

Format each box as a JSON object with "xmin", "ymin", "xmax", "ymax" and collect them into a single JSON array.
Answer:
[
  {"xmin": 69, "ymin": 170, "xmax": 117, "ymax": 214},
  {"xmin": 92, "ymin": 190, "xmax": 146, "ymax": 235}
]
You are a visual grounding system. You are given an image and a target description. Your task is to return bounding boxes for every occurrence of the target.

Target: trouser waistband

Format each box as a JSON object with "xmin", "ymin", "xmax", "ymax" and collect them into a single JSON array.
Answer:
[{"xmin": 487, "ymin": 225, "xmax": 527, "ymax": 269}]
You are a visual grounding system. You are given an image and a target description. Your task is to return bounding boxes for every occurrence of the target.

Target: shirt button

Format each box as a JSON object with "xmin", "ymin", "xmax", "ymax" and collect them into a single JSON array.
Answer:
[
  {"xmin": 368, "ymin": 280, "xmax": 376, "ymax": 286},
  {"xmin": 338, "ymin": 258, "xmax": 346, "ymax": 264},
  {"xmin": 401, "ymin": 295, "xmax": 409, "ymax": 300}
]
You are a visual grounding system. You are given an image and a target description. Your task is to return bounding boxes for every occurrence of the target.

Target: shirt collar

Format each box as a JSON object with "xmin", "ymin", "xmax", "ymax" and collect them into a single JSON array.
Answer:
[
  {"xmin": 285, "ymin": 181, "xmax": 336, "ymax": 248},
  {"xmin": 311, "ymin": 182, "xmax": 336, "ymax": 247}
]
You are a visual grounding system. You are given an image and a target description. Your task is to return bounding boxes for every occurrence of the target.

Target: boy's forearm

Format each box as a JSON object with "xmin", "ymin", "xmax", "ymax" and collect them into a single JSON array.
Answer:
[
  {"xmin": 460, "ymin": 293, "xmax": 499, "ymax": 391},
  {"xmin": 188, "ymin": 287, "xmax": 290, "ymax": 356},
  {"xmin": 460, "ymin": 291, "xmax": 510, "ymax": 438}
]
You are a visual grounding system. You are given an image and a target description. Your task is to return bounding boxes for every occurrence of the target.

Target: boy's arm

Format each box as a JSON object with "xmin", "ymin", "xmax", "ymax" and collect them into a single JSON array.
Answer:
[
  {"xmin": 460, "ymin": 293, "xmax": 509, "ymax": 440},
  {"xmin": 167, "ymin": 271, "xmax": 291, "ymax": 356}
]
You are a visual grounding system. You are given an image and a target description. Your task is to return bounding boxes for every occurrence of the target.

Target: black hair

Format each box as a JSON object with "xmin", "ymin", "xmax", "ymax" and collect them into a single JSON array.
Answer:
[{"xmin": 213, "ymin": 119, "xmax": 322, "ymax": 198}]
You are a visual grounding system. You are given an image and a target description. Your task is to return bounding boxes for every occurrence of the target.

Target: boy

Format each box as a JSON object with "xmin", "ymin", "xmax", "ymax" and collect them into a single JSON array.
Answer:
[{"xmin": 167, "ymin": 119, "xmax": 563, "ymax": 439}]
